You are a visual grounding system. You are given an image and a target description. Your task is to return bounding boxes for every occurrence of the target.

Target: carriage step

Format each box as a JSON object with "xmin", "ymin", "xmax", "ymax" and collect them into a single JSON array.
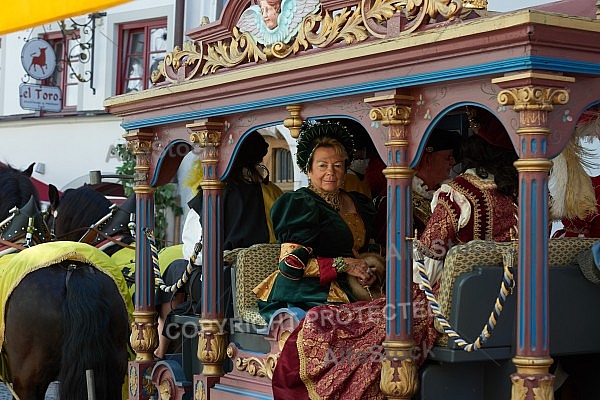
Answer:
[{"xmin": 210, "ymin": 383, "xmax": 273, "ymax": 400}]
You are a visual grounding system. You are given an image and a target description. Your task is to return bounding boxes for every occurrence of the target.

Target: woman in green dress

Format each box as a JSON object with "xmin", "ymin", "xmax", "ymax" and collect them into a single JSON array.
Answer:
[{"xmin": 253, "ymin": 120, "xmax": 378, "ymax": 322}]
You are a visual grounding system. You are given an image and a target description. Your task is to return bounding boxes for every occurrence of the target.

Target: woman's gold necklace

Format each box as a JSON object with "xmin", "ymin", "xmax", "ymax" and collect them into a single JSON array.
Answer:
[{"xmin": 308, "ymin": 183, "xmax": 340, "ymax": 212}]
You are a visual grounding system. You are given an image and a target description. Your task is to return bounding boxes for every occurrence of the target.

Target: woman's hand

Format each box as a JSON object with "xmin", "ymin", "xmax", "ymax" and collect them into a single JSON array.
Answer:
[{"xmin": 343, "ymin": 257, "xmax": 377, "ymax": 286}]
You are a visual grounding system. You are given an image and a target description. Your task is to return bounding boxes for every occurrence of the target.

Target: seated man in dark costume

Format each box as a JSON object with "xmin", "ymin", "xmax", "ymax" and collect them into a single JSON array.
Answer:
[{"xmin": 155, "ymin": 130, "xmax": 283, "ymax": 358}]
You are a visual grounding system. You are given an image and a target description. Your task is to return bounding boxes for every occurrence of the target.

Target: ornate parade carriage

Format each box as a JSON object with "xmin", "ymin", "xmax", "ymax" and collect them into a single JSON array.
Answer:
[{"xmin": 104, "ymin": 0, "xmax": 600, "ymax": 399}]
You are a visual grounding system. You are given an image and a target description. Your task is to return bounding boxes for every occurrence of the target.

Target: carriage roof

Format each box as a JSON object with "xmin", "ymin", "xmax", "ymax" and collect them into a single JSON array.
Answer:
[{"xmin": 104, "ymin": 0, "xmax": 600, "ymax": 183}]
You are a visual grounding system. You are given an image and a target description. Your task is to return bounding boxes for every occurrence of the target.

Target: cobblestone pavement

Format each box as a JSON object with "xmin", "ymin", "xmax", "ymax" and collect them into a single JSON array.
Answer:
[{"xmin": 0, "ymin": 381, "xmax": 59, "ymax": 399}]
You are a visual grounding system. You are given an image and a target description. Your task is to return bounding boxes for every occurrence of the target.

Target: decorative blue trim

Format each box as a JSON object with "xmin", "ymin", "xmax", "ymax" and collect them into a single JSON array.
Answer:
[
  {"xmin": 205, "ymin": 194, "xmax": 214, "ymax": 312},
  {"xmin": 121, "ymin": 56, "xmax": 600, "ymax": 131},
  {"xmin": 542, "ymin": 176, "xmax": 549, "ymax": 351},
  {"xmin": 530, "ymin": 179, "xmax": 537, "ymax": 350},
  {"xmin": 212, "ymin": 384, "xmax": 273, "ymax": 399},
  {"xmin": 410, "ymin": 102, "xmax": 497, "ymax": 168},
  {"xmin": 403, "ymin": 185, "xmax": 412, "ymax": 333},
  {"xmin": 150, "ymin": 139, "xmax": 193, "ymax": 186},
  {"xmin": 519, "ymin": 178, "xmax": 526, "ymax": 350}
]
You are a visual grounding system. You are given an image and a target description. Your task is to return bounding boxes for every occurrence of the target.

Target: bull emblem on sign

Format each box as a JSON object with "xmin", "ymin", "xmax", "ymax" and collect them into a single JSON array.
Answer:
[{"xmin": 29, "ymin": 47, "xmax": 47, "ymax": 74}]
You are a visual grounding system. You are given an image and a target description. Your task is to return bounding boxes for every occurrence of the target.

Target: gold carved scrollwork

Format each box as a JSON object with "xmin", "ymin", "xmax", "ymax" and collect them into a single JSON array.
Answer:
[
  {"xmin": 198, "ymin": 319, "xmax": 228, "ymax": 376},
  {"xmin": 497, "ymin": 87, "xmax": 570, "ymax": 112},
  {"xmin": 153, "ymin": 0, "xmax": 462, "ymax": 81},
  {"xmin": 510, "ymin": 356, "xmax": 554, "ymax": 400},
  {"xmin": 189, "ymin": 129, "xmax": 222, "ymax": 148},
  {"xmin": 269, "ymin": 5, "xmax": 368, "ymax": 59},
  {"xmin": 194, "ymin": 380, "xmax": 206, "ymax": 400},
  {"xmin": 230, "ymin": 352, "xmax": 279, "ymax": 380},
  {"xmin": 463, "ymin": 0, "xmax": 487, "ymax": 9},
  {"xmin": 380, "ymin": 357, "xmax": 419, "ymax": 399},
  {"xmin": 151, "ymin": 41, "xmax": 205, "ymax": 84},
  {"xmin": 362, "ymin": 0, "xmax": 408, "ymax": 38},
  {"xmin": 369, "ymin": 105, "xmax": 411, "ymax": 126},
  {"xmin": 405, "ymin": 0, "xmax": 462, "ymax": 19},
  {"xmin": 378, "ymin": 341, "xmax": 419, "ymax": 399},
  {"xmin": 511, "ymin": 374, "xmax": 554, "ymax": 400},
  {"xmin": 130, "ymin": 311, "xmax": 158, "ymax": 361},
  {"xmin": 126, "ymin": 138, "xmax": 152, "ymax": 155},
  {"xmin": 204, "ymin": 28, "xmax": 267, "ymax": 74},
  {"xmin": 129, "ymin": 366, "xmax": 139, "ymax": 396},
  {"xmin": 123, "ymin": 130, "xmax": 154, "ymax": 191},
  {"xmin": 159, "ymin": 381, "xmax": 172, "ymax": 400}
]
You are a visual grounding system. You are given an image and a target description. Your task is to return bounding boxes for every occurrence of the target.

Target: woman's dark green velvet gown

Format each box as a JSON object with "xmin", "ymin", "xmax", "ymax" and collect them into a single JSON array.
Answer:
[{"xmin": 257, "ymin": 187, "xmax": 375, "ymax": 321}]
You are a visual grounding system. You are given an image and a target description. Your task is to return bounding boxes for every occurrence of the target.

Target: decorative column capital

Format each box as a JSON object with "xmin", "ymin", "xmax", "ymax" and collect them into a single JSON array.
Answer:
[
  {"xmin": 365, "ymin": 94, "xmax": 413, "ymax": 125},
  {"xmin": 365, "ymin": 93, "xmax": 413, "ymax": 142},
  {"xmin": 187, "ymin": 120, "xmax": 224, "ymax": 148},
  {"xmin": 497, "ymin": 86, "xmax": 569, "ymax": 112},
  {"xmin": 492, "ymin": 72, "xmax": 573, "ymax": 112},
  {"xmin": 123, "ymin": 129, "xmax": 155, "ymax": 194}
]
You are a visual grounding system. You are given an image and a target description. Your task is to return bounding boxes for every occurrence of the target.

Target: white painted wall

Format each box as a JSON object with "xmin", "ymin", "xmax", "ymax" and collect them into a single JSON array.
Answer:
[{"xmin": 0, "ymin": 114, "xmax": 125, "ymax": 190}]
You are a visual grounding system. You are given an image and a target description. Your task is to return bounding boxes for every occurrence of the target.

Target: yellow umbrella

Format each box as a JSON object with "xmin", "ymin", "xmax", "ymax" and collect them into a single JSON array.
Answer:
[{"xmin": 0, "ymin": 0, "xmax": 131, "ymax": 35}]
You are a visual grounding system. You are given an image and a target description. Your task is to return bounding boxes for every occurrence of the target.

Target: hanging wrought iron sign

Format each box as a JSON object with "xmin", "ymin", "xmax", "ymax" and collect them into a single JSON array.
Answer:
[
  {"xmin": 19, "ymin": 83, "xmax": 63, "ymax": 112},
  {"xmin": 21, "ymin": 38, "xmax": 57, "ymax": 80}
]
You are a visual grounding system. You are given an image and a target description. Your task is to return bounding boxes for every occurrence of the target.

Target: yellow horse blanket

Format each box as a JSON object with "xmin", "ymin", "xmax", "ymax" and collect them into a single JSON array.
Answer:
[{"xmin": 0, "ymin": 241, "xmax": 134, "ymax": 350}]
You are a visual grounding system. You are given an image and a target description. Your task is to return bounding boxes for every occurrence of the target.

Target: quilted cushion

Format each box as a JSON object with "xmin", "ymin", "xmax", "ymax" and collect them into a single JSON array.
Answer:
[
  {"xmin": 234, "ymin": 243, "xmax": 281, "ymax": 326},
  {"xmin": 435, "ymin": 237, "xmax": 598, "ymax": 346}
]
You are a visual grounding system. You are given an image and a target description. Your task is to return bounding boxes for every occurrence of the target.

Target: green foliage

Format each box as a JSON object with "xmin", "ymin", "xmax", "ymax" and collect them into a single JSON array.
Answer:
[{"xmin": 115, "ymin": 143, "xmax": 183, "ymax": 249}]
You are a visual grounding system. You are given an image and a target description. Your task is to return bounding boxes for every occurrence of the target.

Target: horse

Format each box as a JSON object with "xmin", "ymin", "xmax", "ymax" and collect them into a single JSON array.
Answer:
[
  {"xmin": 0, "ymin": 163, "xmax": 38, "ymax": 221},
  {"xmin": 0, "ymin": 165, "xmax": 130, "ymax": 400},
  {"xmin": 0, "ymin": 163, "xmax": 49, "ymax": 254}
]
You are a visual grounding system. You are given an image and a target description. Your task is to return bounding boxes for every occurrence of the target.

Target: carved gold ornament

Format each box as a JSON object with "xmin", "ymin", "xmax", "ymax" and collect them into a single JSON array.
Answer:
[{"xmin": 152, "ymin": 0, "xmax": 463, "ymax": 84}]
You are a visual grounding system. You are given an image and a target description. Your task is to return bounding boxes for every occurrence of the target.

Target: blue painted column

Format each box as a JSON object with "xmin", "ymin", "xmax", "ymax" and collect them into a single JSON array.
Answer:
[
  {"xmin": 496, "ymin": 77, "xmax": 571, "ymax": 399},
  {"xmin": 123, "ymin": 128, "xmax": 157, "ymax": 400},
  {"xmin": 366, "ymin": 92, "xmax": 418, "ymax": 399},
  {"xmin": 188, "ymin": 120, "xmax": 227, "ymax": 399}
]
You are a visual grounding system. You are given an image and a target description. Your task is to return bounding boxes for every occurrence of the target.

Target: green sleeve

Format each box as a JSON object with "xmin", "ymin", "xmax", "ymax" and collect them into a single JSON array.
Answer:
[{"xmin": 270, "ymin": 190, "xmax": 322, "ymax": 246}]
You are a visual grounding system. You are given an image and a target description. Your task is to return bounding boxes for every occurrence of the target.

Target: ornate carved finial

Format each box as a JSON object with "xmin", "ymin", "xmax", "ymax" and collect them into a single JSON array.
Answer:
[{"xmin": 283, "ymin": 104, "xmax": 303, "ymax": 138}]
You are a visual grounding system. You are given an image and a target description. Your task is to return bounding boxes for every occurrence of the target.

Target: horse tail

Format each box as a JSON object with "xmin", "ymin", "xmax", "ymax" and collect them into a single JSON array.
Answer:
[{"xmin": 58, "ymin": 263, "xmax": 128, "ymax": 400}]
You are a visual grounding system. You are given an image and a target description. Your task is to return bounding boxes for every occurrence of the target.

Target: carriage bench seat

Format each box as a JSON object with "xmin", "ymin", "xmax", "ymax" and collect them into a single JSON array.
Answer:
[
  {"xmin": 432, "ymin": 237, "xmax": 600, "ymax": 355},
  {"xmin": 208, "ymin": 242, "xmax": 305, "ymax": 398},
  {"xmin": 419, "ymin": 238, "xmax": 600, "ymax": 400}
]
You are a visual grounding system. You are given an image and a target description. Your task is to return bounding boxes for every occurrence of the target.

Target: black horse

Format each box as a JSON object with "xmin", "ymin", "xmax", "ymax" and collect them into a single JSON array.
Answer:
[
  {"xmin": 48, "ymin": 184, "xmax": 135, "ymax": 253},
  {"xmin": 0, "ymin": 163, "xmax": 38, "ymax": 221},
  {"xmin": 0, "ymin": 165, "xmax": 129, "ymax": 400}
]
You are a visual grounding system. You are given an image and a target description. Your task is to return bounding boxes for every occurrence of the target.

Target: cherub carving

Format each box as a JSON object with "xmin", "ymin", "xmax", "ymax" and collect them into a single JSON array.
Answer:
[{"xmin": 237, "ymin": 0, "xmax": 321, "ymax": 46}]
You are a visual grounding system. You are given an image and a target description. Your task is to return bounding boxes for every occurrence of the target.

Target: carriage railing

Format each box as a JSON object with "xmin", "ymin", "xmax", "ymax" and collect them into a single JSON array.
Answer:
[
  {"xmin": 414, "ymin": 240, "xmax": 517, "ymax": 352},
  {"xmin": 145, "ymin": 228, "xmax": 201, "ymax": 294}
]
